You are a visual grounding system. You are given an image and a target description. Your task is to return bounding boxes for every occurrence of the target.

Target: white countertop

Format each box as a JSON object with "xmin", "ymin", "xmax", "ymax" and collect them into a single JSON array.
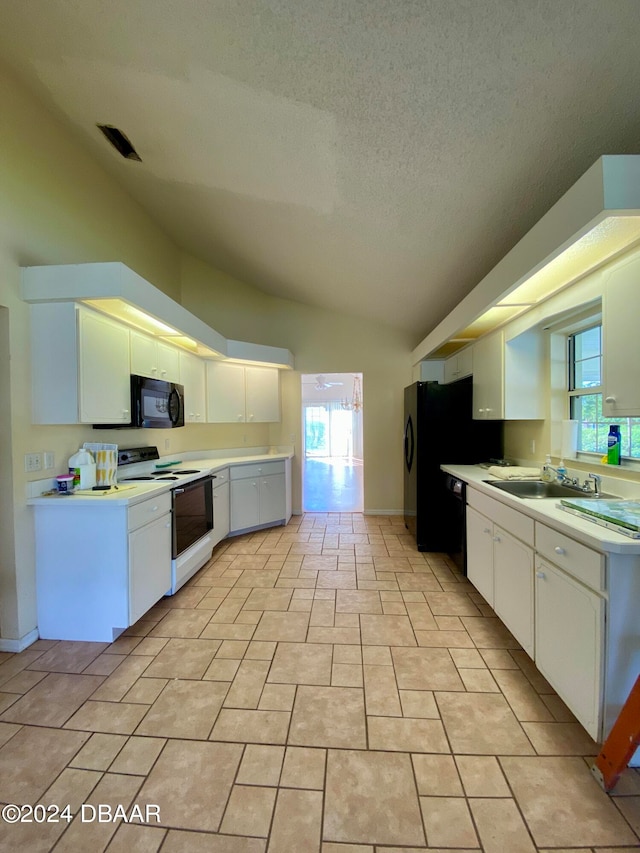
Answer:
[
  {"xmin": 442, "ymin": 463, "xmax": 640, "ymax": 555},
  {"xmin": 28, "ymin": 449, "xmax": 294, "ymax": 509}
]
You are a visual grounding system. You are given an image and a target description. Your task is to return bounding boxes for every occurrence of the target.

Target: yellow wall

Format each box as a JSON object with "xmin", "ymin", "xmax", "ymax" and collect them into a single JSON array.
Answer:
[{"xmin": 0, "ymin": 67, "xmax": 414, "ymax": 645}]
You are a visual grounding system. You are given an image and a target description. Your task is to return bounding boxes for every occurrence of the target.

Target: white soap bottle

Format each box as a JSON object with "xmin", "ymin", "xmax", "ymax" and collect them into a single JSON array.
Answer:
[{"xmin": 542, "ymin": 454, "xmax": 552, "ymax": 482}]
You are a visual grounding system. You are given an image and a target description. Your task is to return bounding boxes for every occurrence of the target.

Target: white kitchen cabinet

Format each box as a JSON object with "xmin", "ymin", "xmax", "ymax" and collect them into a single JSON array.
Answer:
[
  {"xmin": 206, "ymin": 362, "xmax": 280, "ymax": 423},
  {"xmin": 32, "ymin": 491, "xmax": 172, "ymax": 641},
  {"xmin": 130, "ymin": 331, "xmax": 181, "ymax": 382},
  {"xmin": 180, "ymin": 351, "xmax": 207, "ymax": 423},
  {"xmin": 443, "ymin": 347, "xmax": 473, "ymax": 384},
  {"xmin": 128, "ymin": 503, "xmax": 172, "ymax": 624},
  {"xmin": 535, "ymin": 557, "xmax": 604, "ymax": 739},
  {"xmin": 472, "ymin": 329, "xmax": 543, "ymax": 420},
  {"xmin": 466, "ymin": 497, "xmax": 534, "ymax": 656},
  {"xmin": 211, "ymin": 468, "xmax": 230, "ymax": 547},
  {"xmin": 230, "ymin": 461, "xmax": 287, "ymax": 533},
  {"xmin": 602, "ymin": 253, "xmax": 640, "ymax": 416},
  {"xmin": 30, "ymin": 303, "xmax": 131, "ymax": 424}
]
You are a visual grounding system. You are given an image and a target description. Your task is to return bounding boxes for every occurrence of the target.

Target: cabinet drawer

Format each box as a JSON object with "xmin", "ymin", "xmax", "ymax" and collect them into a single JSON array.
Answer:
[
  {"xmin": 213, "ymin": 468, "xmax": 229, "ymax": 487},
  {"xmin": 230, "ymin": 460, "xmax": 285, "ymax": 480},
  {"xmin": 128, "ymin": 493, "xmax": 171, "ymax": 531},
  {"xmin": 535, "ymin": 522, "xmax": 604, "ymax": 591},
  {"xmin": 467, "ymin": 488, "xmax": 534, "ymax": 546}
]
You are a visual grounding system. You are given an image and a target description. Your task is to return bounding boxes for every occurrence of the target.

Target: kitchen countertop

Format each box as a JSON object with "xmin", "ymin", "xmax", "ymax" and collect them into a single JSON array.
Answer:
[
  {"xmin": 27, "ymin": 449, "xmax": 294, "ymax": 508},
  {"xmin": 442, "ymin": 463, "xmax": 640, "ymax": 555}
]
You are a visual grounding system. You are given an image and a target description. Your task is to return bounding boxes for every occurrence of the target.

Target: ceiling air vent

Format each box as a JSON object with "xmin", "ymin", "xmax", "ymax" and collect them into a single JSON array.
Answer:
[{"xmin": 96, "ymin": 124, "xmax": 142, "ymax": 161}]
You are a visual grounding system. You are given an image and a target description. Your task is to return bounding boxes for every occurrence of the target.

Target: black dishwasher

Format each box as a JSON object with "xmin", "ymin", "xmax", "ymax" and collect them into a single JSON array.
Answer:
[{"xmin": 442, "ymin": 474, "xmax": 467, "ymax": 575}]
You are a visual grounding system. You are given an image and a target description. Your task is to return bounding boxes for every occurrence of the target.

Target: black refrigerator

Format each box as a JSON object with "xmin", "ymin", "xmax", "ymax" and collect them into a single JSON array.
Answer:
[{"xmin": 403, "ymin": 376, "xmax": 504, "ymax": 552}]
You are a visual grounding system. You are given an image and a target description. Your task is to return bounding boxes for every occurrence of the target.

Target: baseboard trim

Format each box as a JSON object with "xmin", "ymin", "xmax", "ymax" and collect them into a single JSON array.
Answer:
[
  {"xmin": 363, "ymin": 509, "xmax": 404, "ymax": 516},
  {"xmin": 0, "ymin": 628, "xmax": 39, "ymax": 653}
]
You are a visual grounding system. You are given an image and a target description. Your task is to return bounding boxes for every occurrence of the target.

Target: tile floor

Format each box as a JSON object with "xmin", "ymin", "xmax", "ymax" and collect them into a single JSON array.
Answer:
[{"xmin": 0, "ymin": 512, "xmax": 638, "ymax": 852}]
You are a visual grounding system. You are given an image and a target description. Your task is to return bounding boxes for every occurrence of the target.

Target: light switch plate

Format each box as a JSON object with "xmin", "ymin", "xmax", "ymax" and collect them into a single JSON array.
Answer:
[
  {"xmin": 43, "ymin": 451, "xmax": 55, "ymax": 470},
  {"xmin": 25, "ymin": 452, "xmax": 43, "ymax": 472}
]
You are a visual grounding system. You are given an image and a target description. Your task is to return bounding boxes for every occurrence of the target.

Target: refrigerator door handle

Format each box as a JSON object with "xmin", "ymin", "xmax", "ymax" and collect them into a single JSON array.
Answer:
[{"xmin": 404, "ymin": 415, "xmax": 415, "ymax": 472}]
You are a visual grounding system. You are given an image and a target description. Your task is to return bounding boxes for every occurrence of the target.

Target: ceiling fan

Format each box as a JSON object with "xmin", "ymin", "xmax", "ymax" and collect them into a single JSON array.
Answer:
[{"xmin": 314, "ymin": 375, "xmax": 344, "ymax": 390}]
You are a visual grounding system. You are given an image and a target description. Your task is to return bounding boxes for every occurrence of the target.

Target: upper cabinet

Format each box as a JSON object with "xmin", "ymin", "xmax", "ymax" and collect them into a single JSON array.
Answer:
[
  {"xmin": 180, "ymin": 351, "xmax": 207, "ymax": 423},
  {"xmin": 206, "ymin": 363, "xmax": 280, "ymax": 423},
  {"xmin": 473, "ymin": 329, "xmax": 544, "ymax": 420},
  {"xmin": 603, "ymin": 254, "xmax": 640, "ymax": 417},
  {"xmin": 130, "ymin": 331, "xmax": 180, "ymax": 383},
  {"xmin": 31, "ymin": 303, "xmax": 131, "ymax": 424},
  {"xmin": 443, "ymin": 346, "xmax": 473, "ymax": 384}
]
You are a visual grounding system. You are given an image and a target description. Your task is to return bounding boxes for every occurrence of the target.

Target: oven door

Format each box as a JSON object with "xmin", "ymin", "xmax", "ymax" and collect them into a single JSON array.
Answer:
[{"xmin": 171, "ymin": 475, "xmax": 214, "ymax": 559}]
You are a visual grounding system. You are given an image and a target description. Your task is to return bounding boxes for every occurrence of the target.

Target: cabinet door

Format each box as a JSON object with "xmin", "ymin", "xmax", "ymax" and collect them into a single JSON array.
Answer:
[
  {"xmin": 535, "ymin": 558, "xmax": 604, "ymax": 739},
  {"xmin": 603, "ymin": 256, "xmax": 640, "ymax": 416},
  {"xmin": 457, "ymin": 346, "xmax": 473, "ymax": 379},
  {"xmin": 260, "ymin": 474, "xmax": 286, "ymax": 524},
  {"xmin": 78, "ymin": 309, "xmax": 131, "ymax": 423},
  {"xmin": 245, "ymin": 367, "xmax": 280, "ymax": 422},
  {"xmin": 130, "ymin": 331, "xmax": 158, "ymax": 378},
  {"xmin": 212, "ymin": 480, "xmax": 230, "ymax": 546},
  {"xmin": 443, "ymin": 356, "xmax": 460, "ymax": 384},
  {"xmin": 466, "ymin": 506, "xmax": 495, "ymax": 606},
  {"xmin": 157, "ymin": 342, "xmax": 181, "ymax": 382},
  {"xmin": 129, "ymin": 513, "xmax": 172, "ymax": 624},
  {"xmin": 180, "ymin": 352, "xmax": 206, "ymax": 422},
  {"xmin": 206, "ymin": 362, "xmax": 246, "ymax": 423},
  {"xmin": 472, "ymin": 332, "xmax": 504, "ymax": 420},
  {"xmin": 230, "ymin": 478, "xmax": 260, "ymax": 532},
  {"xmin": 493, "ymin": 526, "xmax": 534, "ymax": 657}
]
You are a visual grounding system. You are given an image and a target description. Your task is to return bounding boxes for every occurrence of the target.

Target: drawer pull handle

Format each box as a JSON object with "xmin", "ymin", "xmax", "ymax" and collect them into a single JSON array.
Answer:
[
  {"xmin": 605, "ymin": 395, "xmax": 616, "ymax": 404},
  {"xmin": 493, "ymin": 535, "xmax": 501, "ymax": 543},
  {"xmin": 483, "ymin": 527, "xmax": 491, "ymax": 534},
  {"xmin": 165, "ymin": 521, "xmax": 171, "ymax": 528},
  {"xmin": 536, "ymin": 570, "xmax": 546, "ymax": 579},
  {"xmin": 151, "ymin": 505, "xmax": 159, "ymax": 512},
  {"xmin": 554, "ymin": 546, "xmax": 565, "ymax": 555}
]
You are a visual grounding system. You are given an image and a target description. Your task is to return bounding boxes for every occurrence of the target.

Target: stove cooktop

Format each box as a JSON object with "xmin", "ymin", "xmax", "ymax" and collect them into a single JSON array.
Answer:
[{"xmin": 120, "ymin": 469, "xmax": 202, "ymax": 482}]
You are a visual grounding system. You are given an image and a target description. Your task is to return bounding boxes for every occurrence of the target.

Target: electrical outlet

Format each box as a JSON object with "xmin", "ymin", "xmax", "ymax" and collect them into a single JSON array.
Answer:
[
  {"xmin": 24, "ymin": 452, "xmax": 43, "ymax": 472},
  {"xmin": 43, "ymin": 451, "xmax": 55, "ymax": 470}
]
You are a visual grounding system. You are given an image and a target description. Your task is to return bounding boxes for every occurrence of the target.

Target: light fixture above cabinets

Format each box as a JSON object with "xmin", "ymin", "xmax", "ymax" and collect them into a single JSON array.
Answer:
[
  {"xmin": 21, "ymin": 261, "xmax": 294, "ymax": 369},
  {"xmin": 414, "ymin": 155, "xmax": 640, "ymax": 362}
]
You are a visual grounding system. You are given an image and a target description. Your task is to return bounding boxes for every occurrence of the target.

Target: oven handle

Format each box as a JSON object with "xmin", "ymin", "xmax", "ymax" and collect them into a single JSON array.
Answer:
[{"xmin": 172, "ymin": 474, "xmax": 214, "ymax": 496}]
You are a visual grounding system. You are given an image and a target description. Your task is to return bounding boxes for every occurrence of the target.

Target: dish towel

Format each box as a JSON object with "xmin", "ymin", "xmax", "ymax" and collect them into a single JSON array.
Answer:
[{"xmin": 487, "ymin": 465, "xmax": 541, "ymax": 480}]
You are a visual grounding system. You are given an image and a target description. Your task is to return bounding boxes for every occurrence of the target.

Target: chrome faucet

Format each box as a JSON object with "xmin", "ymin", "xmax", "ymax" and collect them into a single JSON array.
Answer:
[
  {"xmin": 543, "ymin": 464, "xmax": 572, "ymax": 485},
  {"xmin": 584, "ymin": 472, "xmax": 602, "ymax": 497}
]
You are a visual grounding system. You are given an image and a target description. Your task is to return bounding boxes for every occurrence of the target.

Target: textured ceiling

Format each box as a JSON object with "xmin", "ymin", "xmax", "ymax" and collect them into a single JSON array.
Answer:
[{"xmin": 2, "ymin": 0, "xmax": 640, "ymax": 344}]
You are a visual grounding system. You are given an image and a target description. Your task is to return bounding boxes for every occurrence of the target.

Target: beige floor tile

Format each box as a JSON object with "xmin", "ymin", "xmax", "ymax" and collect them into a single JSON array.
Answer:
[
  {"xmin": 367, "ymin": 716, "xmax": 449, "ymax": 753},
  {"xmin": 455, "ymin": 755, "xmax": 511, "ymax": 796},
  {"xmin": 420, "ymin": 796, "xmax": 478, "ymax": 847},
  {"xmin": 258, "ymin": 683, "xmax": 297, "ymax": 711},
  {"xmin": 449, "ymin": 647, "xmax": 486, "ymax": 668},
  {"xmin": 469, "ymin": 797, "xmax": 537, "ymax": 853},
  {"xmin": 149, "ymin": 609, "xmax": 213, "ymax": 638},
  {"xmin": 253, "ymin": 611, "xmax": 310, "ymax": 642},
  {"xmin": 27, "ymin": 641, "xmax": 108, "ymax": 673},
  {"xmin": 303, "ymin": 555, "xmax": 340, "ymax": 570},
  {"xmin": 436, "ymin": 692, "xmax": 535, "ymax": 755},
  {"xmin": 360, "ymin": 615, "xmax": 416, "ymax": 646},
  {"xmin": 136, "ymin": 739, "xmax": 243, "ymax": 832},
  {"xmin": 69, "ymin": 732, "xmax": 128, "ymax": 771},
  {"xmin": 461, "ymin": 616, "xmax": 520, "ymax": 649},
  {"xmin": 235, "ymin": 569, "xmax": 281, "ymax": 588},
  {"xmin": 363, "ymin": 664, "xmax": 401, "ymax": 716},
  {"xmin": 162, "ymin": 831, "xmax": 266, "ymax": 853},
  {"xmin": 396, "ymin": 574, "xmax": 442, "ymax": 592},
  {"xmin": 78, "ymin": 652, "xmax": 126, "ymax": 676},
  {"xmin": 289, "ymin": 686, "xmax": 366, "ymax": 749},
  {"xmin": 243, "ymin": 588, "xmax": 294, "ymax": 611},
  {"xmin": 361, "ymin": 646, "xmax": 392, "ymax": 666},
  {"xmin": 391, "ymin": 647, "xmax": 464, "ymax": 691},
  {"xmin": 211, "ymin": 708, "xmax": 291, "ymax": 744},
  {"xmin": 521, "ymin": 721, "xmax": 599, "ymax": 755},
  {"xmin": 335, "ymin": 590, "xmax": 382, "ymax": 614},
  {"xmin": 0, "ymin": 672, "xmax": 104, "ymax": 727},
  {"xmin": 405, "ymin": 603, "xmax": 438, "ymax": 630},
  {"xmin": 216, "ymin": 640, "xmax": 250, "ymax": 658},
  {"xmin": 458, "ymin": 668, "xmax": 500, "ymax": 692},
  {"xmin": 122, "ymin": 676, "xmax": 168, "ymax": 705},
  {"xmin": 332, "ymin": 663, "xmax": 364, "ymax": 687},
  {"xmin": 414, "ymin": 629, "xmax": 476, "ymax": 647},
  {"xmin": 540, "ymin": 692, "xmax": 578, "ymax": 723},
  {"xmin": 398, "ymin": 689, "xmax": 439, "ymax": 718},
  {"xmin": 224, "ymin": 659, "xmax": 271, "ymax": 708},
  {"xmin": 500, "ymin": 755, "xmax": 639, "ymax": 847},
  {"xmin": 333, "ymin": 644, "xmax": 362, "ymax": 665},
  {"xmin": 324, "ymin": 749, "xmax": 425, "ymax": 846},
  {"xmin": 480, "ymin": 648, "xmax": 521, "ymax": 669},
  {"xmin": 492, "ymin": 668, "xmax": 556, "ymax": 721},
  {"xmin": 136, "ymin": 679, "xmax": 228, "ymax": 739},
  {"xmin": 237, "ymin": 744, "xmax": 285, "ymax": 786},
  {"xmin": 200, "ymin": 622, "xmax": 257, "ymax": 640},
  {"xmin": 382, "ymin": 601, "xmax": 408, "ymax": 615},
  {"xmin": 0, "ymin": 720, "xmax": 21, "ymax": 746},
  {"xmin": 64, "ymin": 699, "xmax": 149, "ymax": 735},
  {"xmin": 322, "ymin": 844, "xmax": 373, "ymax": 853},
  {"xmin": 309, "ymin": 599, "xmax": 335, "ymax": 627},
  {"xmin": 141, "ymin": 638, "xmax": 221, "ymax": 679},
  {"xmin": 280, "ymin": 746, "xmax": 326, "ymax": 789},
  {"xmin": 0, "ymin": 813, "xmax": 67, "ymax": 853},
  {"xmin": 316, "ymin": 571, "xmax": 358, "ymax": 590},
  {"xmin": 245, "ymin": 640, "xmax": 277, "ymax": 660},
  {"xmin": 307, "ymin": 626, "xmax": 361, "ymax": 644},
  {"xmin": 220, "ymin": 785, "xmax": 277, "ymax": 836},
  {"xmin": 40, "ymin": 766, "xmax": 102, "ymax": 812},
  {"xmin": 423, "ymin": 592, "xmax": 480, "ymax": 616},
  {"xmin": 109, "ymin": 735, "xmax": 166, "ymax": 775},
  {"xmin": 412, "ymin": 753, "xmax": 463, "ymax": 796},
  {"xmin": 268, "ymin": 788, "xmax": 323, "ymax": 852},
  {"xmin": 268, "ymin": 642, "xmax": 332, "ymax": 685},
  {"xmin": 203, "ymin": 658, "xmax": 242, "ymax": 680},
  {"xmin": 434, "ymin": 615, "xmax": 465, "ymax": 630},
  {"xmin": 104, "ymin": 824, "xmax": 167, "ymax": 853},
  {"xmin": 89, "ymin": 656, "xmax": 152, "ymax": 702}
]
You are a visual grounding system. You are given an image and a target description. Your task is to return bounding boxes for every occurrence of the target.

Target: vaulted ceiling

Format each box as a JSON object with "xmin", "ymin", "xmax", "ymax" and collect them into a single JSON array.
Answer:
[{"xmin": 2, "ymin": 0, "xmax": 640, "ymax": 344}]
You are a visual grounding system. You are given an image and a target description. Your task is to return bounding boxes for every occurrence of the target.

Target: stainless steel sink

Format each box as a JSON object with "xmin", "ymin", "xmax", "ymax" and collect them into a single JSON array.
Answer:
[{"xmin": 482, "ymin": 480, "xmax": 618, "ymax": 500}]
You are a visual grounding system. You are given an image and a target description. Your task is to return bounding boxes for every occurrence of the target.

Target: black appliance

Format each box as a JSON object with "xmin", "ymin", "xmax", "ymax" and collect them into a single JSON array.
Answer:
[
  {"xmin": 443, "ymin": 474, "xmax": 466, "ymax": 573},
  {"xmin": 172, "ymin": 475, "xmax": 215, "ymax": 560},
  {"xmin": 95, "ymin": 375, "xmax": 185, "ymax": 429},
  {"xmin": 403, "ymin": 377, "xmax": 503, "ymax": 555}
]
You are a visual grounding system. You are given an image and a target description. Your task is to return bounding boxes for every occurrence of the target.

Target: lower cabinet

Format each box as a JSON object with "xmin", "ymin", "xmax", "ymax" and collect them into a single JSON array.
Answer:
[
  {"xmin": 128, "ymin": 503, "xmax": 172, "ymax": 625},
  {"xmin": 212, "ymin": 469, "xmax": 230, "ymax": 548},
  {"xmin": 466, "ymin": 505, "xmax": 495, "ymax": 606},
  {"xmin": 230, "ymin": 461, "xmax": 286, "ymax": 533}
]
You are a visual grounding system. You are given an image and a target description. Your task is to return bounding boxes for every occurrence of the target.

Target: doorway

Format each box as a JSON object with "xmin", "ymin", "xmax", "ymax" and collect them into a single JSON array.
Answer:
[{"xmin": 301, "ymin": 373, "xmax": 364, "ymax": 512}]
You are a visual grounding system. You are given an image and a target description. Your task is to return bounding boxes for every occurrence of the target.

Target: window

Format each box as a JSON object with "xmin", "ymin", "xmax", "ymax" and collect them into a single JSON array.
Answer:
[{"xmin": 568, "ymin": 324, "xmax": 640, "ymax": 458}]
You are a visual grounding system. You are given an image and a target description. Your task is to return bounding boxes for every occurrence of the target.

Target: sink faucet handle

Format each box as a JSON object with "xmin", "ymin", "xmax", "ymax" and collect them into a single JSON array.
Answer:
[{"xmin": 586, "ymin": 472, "xmax": 601, "ymax": 496}]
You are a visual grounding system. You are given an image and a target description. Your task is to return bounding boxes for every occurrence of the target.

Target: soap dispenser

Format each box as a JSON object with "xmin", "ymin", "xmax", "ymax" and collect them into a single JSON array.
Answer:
[
  {"xmin": 542, "ymin": 454, "xmax": 552, "ymax": 482},
  {"xmin": 556, "ymin": 458, "xmax": 567, "ymax": 483}
]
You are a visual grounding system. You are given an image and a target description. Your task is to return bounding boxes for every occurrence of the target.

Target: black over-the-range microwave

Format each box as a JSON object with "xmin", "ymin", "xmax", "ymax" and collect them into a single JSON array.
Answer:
[{"xmin": 94, "ymin": 374, "xmax": 185, "ymax": 429}]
